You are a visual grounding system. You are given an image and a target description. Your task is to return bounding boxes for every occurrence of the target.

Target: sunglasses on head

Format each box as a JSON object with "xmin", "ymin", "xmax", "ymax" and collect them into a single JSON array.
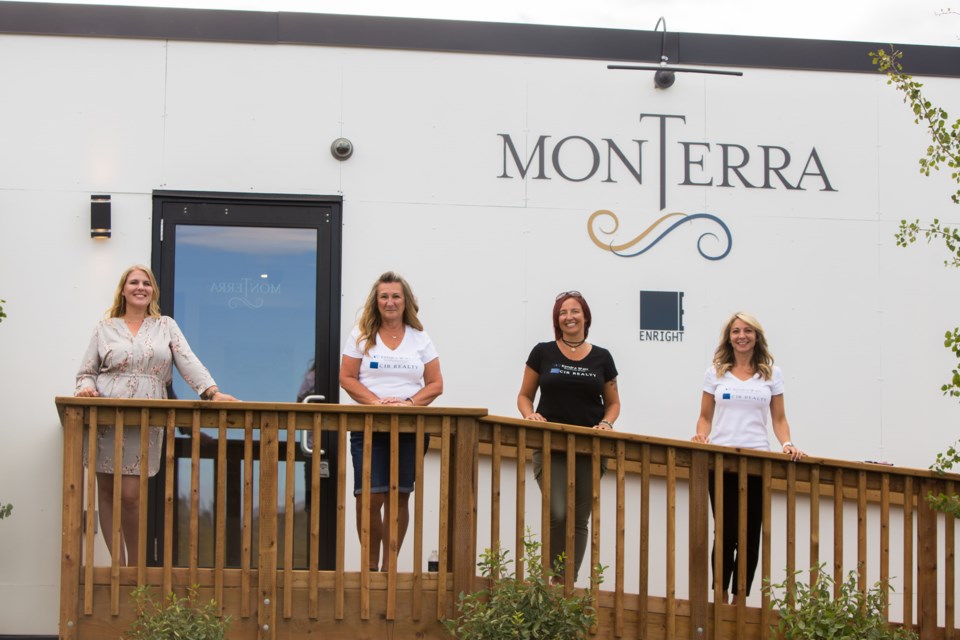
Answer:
[{"xmin": 555, "ymin": 290, "xmax": 583, "ymax": 300}]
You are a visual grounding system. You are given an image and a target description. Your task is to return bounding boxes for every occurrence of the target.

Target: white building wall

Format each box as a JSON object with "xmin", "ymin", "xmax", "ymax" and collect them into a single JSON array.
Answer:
[{"xmin": 0, "ymin": 31, "xmax": 958, "ymax": 633}]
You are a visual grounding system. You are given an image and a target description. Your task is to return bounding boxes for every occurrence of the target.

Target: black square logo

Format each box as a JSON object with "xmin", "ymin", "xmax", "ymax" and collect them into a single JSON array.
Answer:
[{"xmin": 639, "ymin": 291, "xmax": 684, "ymax": 331}]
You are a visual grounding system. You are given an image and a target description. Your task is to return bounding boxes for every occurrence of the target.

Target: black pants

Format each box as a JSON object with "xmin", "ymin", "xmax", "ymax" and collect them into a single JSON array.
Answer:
[{"xmin": 708, "ymin": 471, "xmax": 763, "ymax": 596}]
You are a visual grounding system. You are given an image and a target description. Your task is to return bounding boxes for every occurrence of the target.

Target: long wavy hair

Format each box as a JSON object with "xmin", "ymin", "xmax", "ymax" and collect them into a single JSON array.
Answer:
[
  {"xmin": 108, "ymin": 264, "xmax": 161, "ymax": 318},
  {"xmin": 712, "ymin": 311, "xmax": 774, "ymax": 380},
  {"xmin": 356, "ymin": 271, "xmax": 423, "ymax": 354}
]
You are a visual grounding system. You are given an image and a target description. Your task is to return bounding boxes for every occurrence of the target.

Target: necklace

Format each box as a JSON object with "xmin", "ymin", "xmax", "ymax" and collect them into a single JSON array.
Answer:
[
  {"xmin": 380, "ymin": 326, "xmax": 403, "ymax": 340},
  {"xmin": 560, "ymin": 338, "xmax": 586, "ymax": 350}
]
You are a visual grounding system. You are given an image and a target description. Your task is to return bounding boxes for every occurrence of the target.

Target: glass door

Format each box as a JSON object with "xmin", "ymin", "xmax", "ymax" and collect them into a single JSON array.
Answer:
[{"xmin": 149, "ymin": 191, "xmax": 342, "ymax": 569}]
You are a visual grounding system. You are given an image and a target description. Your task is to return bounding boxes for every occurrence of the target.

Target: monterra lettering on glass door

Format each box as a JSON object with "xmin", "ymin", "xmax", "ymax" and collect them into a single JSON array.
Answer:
[{"xmin": 497, "ymin": 112, "xmax": 838, "ymax": 261}]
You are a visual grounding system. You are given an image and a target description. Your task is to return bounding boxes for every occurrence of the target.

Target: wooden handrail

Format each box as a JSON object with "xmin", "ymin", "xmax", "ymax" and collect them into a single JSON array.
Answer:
[{"xmin": 55, "ymin": 398, "xmax": 958, "ymax": 640}]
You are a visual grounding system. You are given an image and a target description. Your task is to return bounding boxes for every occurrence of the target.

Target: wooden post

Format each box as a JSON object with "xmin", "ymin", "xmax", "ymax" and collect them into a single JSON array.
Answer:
[
  {"xmin": 917, "ymin": 479, "xmax": 938, "ymax": 640},
  {"xmin": 688, "ymin": 450, "xmax": 709, "ymax": 640},
  {"xmin": 59, "ymin": 406, "xmax": 85, "ymax": 640},
  {"xmin": 450, "ymin": 415, "xmax": 479, "ymax": 611},
  {"xmin": 258, "ymin": 411, "xmax": 279, "ymax": 640}
]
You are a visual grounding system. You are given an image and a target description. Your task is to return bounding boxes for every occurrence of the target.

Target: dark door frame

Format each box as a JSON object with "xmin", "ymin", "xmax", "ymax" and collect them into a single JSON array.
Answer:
[{"xmin": 147, "ymin": 189, "xmax": 343, "ymax": 568}]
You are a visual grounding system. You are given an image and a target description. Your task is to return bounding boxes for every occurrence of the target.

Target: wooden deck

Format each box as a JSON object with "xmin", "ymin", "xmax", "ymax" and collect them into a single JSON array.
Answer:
[{"xmin": 56, "ymin": 397, "xmax": 955, "ymax": 639}]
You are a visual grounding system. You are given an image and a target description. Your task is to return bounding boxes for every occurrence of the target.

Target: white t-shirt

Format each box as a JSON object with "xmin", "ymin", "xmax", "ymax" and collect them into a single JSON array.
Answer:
[
  {"xmin": 702, "ymin": 365, "xmax": 784, "ymax": 451},
  {"xmin": 342, "ymin": 325, "xmax": 439, "ymax": 400}
]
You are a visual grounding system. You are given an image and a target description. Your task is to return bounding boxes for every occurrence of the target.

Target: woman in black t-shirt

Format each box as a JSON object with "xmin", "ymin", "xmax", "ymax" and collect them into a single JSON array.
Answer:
[{"xmin": 517, "ymin": 291, "xmax": 621, "ymax": 581}]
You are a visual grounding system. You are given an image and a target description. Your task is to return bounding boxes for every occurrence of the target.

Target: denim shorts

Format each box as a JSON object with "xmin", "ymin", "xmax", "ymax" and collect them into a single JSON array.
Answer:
[{"xmin": 350, "ymin": 431, "xmax": 428, "ymax": 495}]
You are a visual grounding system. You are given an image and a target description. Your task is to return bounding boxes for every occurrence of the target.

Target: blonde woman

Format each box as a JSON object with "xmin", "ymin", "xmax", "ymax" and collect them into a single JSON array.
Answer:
[
  {"xmin": 339, "ymin": 271, "xmax": 443, "ymax": 571},
  {"xmin": 75, "ymin": 265, "xmax": 236, "ymax": 565},
  {"xmin": 692, "ymin": 311, "xmax": 803, "ymax": 604}
]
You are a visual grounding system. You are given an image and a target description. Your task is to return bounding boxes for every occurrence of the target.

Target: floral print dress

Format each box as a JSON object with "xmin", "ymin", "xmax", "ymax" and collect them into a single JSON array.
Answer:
[{"xmin": 76, "ymin": 316, "xmax": 216, "ymax": 477}]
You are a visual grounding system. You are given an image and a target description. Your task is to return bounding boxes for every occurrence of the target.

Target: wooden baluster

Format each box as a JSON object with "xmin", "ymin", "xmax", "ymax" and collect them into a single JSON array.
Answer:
[
  {"xmin": 918, "ymin": 478, "xmax": 939, "ymax": 640},
  {"xmin": 516, "ymin": 427, "xmax": 527, "ymax": 581},
  {"xmin": 541, "ymin": 429, "xmax": 552, "ymax": 578},
  {"xmin": 436, "ymin": 416, "xmax": 452, "ymax": 620},
  {"xmin": 761, "ymin": 460, "xmax": 772, "ymax": 635},
  {"xmin": 83, "ymin": 407, "xmax": 97, "ymax": 615},
  {"xmin": 810, "ymin": 465, "xmax": 820, "ymax": 587},
  {"xmin": 412, "ymin": 415, "xmax": 426, "ymax": 621},
  {"xmin": 283, "ymin": 412, "xmax": 296, "ymax": 619},
  {"xmin": 110, "ymin": 407, "xmax": 122, "ymax": 616},
  {"xmin": 735, "ymin": 457, "xmax": 746, "ymax": 638},
  {"xmin": 590, "ymin": 437, "xmax": 601, "ymax": 630},
  {"xmin": 188, "ymin": 409, "xmax": 201, "ymax": 588},
  {"xmin": 667, "ymin": 447, "xmax": 677, "ymax": 640},
  {"xmin": 240, "ymin": 411, "xmax": 254, "ymax": 618},
  {"xmin": 258, "ymin": 411, "xmax": 279, "ymax": 640},
  {"xmin": 945, "ymin": 480, "xmax": 955, "ymax": 640},
  {"xmin": 164, "ymin": 409, "xmax": 177, "ymax": 599},
  {"xmin": 360, "ymin": 413, "xmax": 373, "ymax": 620},
  {"xmin": 387, "ymin": 414, "xmax": 399, "ymax": 620},
  {"xmin": 308, "ymin": 412, "xmax": 321, "ymax": 619},
  {"xmin": 638, "ymin": 443, "xmax": 651, "ymax": 640},
  {"xmin": 785, "ymin": 462, "xmax": 795, "ymax": 602},
  {"xmin": 712, "ymin": 453, "xmax": 723, "ymax": 640},
  {"xmin": 857, "ymin": 470, "xmax": 867, "ymax": 596},
  {"xmin": 59, "ymin": 406, "xmax": 85, "ymax": 640},
  {"xmin": 833, "ymin": 468, "xmax": 844, "ymax": 596},
  {"xmin": 335, "ymin": 413, "xmax": 347, "ymax": 620},
  {"xmin": 565, "ymin": 433, "xmax": 576, "ymax": 591},
  {"xmin": 904, "ymin": 476, "xmax": 914, "ymax": 630},
  {"xmin": 615, "ymin": 440, "xmax": 626, "ymax": 638},
  {"xmin": 688, "ymin": 449, "xmax": 709, "ymax": 640},
  {"xmin": 215, "ymin": 409, "xmax": 228, "ymax": 618},
  {"xmin": 880, "ymin": 473, "xmax": 890, "ymax": 619},
  {"xmin": 137, "ymin": 408, "xmax": 149, "ymax": 586},
  {"xmin": 490, "ymin": 423, "xmax": 502, "ymax": 580}
]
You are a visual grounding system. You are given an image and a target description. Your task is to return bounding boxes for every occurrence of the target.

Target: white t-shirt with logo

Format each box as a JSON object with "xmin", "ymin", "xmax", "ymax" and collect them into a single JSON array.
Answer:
[
  {"xmin": 702, "ymin": 365, "xmax": 784, "ymax": 451},
  {"xmin": 343, "ymin": 325, "xmax": 439, "ymax": 400}
]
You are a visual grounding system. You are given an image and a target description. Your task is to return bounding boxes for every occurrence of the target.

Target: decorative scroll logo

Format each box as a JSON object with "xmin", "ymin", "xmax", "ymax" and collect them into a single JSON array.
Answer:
[{"xmin": 588, "ymin": 210, "xmax": 732, "ymax": 261}]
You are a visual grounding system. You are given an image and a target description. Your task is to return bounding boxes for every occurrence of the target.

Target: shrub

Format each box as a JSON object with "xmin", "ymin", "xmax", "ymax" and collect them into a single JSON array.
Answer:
[
  {"xmin": 123, "ymin": 585, "xmax": 230, "ymax": 640},
  {"xmin": 445, "ymin": 533, "xmax": 603, "ymax": 640},
  {"xmin": 765, "ymin": 565, "xmax": 917, "ymax": 640}
]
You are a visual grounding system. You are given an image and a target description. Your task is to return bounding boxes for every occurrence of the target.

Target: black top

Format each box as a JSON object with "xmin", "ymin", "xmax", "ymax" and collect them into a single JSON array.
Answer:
[{"xmin": 525, "ymin": 341, "xmax": 618, "ymax": 428}]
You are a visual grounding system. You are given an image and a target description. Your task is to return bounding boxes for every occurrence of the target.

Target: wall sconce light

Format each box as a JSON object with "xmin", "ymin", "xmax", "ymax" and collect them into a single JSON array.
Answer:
[{"xmin": 90, "ymin": 195, "xmax": 111, "ymax": 239}]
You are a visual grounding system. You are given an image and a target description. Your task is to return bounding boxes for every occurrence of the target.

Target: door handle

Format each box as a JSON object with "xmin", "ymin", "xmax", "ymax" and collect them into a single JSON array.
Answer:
[{"xmin": 300, "ymin": 395, "xmax": 326, "ymax": 456}]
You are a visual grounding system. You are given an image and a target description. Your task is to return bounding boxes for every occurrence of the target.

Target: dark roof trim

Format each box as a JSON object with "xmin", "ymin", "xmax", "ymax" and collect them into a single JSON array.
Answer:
[{"xmin": 1, "ymin": 1, "xmax": 958, "ymax": 77}]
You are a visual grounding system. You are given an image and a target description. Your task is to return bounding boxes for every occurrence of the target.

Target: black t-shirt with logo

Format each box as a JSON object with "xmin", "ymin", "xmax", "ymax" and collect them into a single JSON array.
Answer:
[{"xmin": 526, "ymin": 341, "xmax": 618, "ymax": 428}]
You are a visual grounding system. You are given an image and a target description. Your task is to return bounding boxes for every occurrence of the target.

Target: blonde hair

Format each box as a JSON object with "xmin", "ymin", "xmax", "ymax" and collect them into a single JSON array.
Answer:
[
  {"xmin": 108, "ymin": 265, "xmax": 161, "ymax": 318},
  {"xmin": 712, "ymin": 311, "xmax": 774, "ymax": 380},
  {"xmin": 356, "ymin": 271, "xmax": 423, "ymax": 354}
]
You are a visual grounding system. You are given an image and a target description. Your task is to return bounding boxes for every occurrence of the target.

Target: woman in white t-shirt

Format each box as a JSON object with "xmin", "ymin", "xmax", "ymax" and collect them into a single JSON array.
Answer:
[
  {"xmin": 340, "ymin": 272, "xmax": 443, "ymax": 572},
  {"xmin": 692, "ymin": 312, "xmax": 804, "ymax": 605}
]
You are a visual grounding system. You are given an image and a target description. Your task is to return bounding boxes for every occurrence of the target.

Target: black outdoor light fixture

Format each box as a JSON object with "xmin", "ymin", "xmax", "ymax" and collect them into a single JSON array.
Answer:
[
  {"xmin": 608, "ymin": 17, "xmax": 743, "ymax": 89},
  {"xmin": 90, "ymin": 194, "xmax": 111, "ymax": 239}
]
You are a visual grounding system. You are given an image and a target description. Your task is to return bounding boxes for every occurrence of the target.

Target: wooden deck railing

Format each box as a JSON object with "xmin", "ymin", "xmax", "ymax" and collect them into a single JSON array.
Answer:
[{"xmin": 57, "ymin": 397, "xmax": 957, "ymax": 640}]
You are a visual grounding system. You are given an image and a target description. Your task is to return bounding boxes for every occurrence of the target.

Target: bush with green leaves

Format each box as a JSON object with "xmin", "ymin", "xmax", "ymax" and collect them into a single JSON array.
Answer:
[
  {"xmin": 123, "ymin": 585, "xmax": 230, "ymax": 640},
  {"xmin": 445, "ymin": 533, "xmax": 604, "ymax": 640},
  {"xmin": 765, "ymin": 565, "xmax": 917, "ymax": 640}
]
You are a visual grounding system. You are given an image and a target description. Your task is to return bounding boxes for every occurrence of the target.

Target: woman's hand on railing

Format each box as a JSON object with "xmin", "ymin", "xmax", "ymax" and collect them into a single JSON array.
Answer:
[
  {"xmin": 524, "ymin": 412, "xmax": 546, "ymax": 421},
  {"xmin": 690, "ymin": 433, "xmax": 709, "ymax": 444},
  {"xmin": 75, "ymin": 388, "xmax": 99, "ymax": 397},
  {"xmin": 782, "ymin": 443, "xmax": 805, "ymax": 461}
]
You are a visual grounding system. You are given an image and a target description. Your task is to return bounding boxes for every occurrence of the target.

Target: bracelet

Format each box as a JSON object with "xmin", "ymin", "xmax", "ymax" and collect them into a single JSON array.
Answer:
[
  {"xmin": 782, "ymin": 441, "xmax": 794, "ymax": 449},
  {"xmin": 405, "ymin": 397, "xmax": 414, "ymax": 406},
  {"xmin": 600, "ymin": 420, "xmax": 614, "ymax": 428},
  {"xmin": 202, "ymin": 387, "xmax": 219, "ymax": 400}
]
